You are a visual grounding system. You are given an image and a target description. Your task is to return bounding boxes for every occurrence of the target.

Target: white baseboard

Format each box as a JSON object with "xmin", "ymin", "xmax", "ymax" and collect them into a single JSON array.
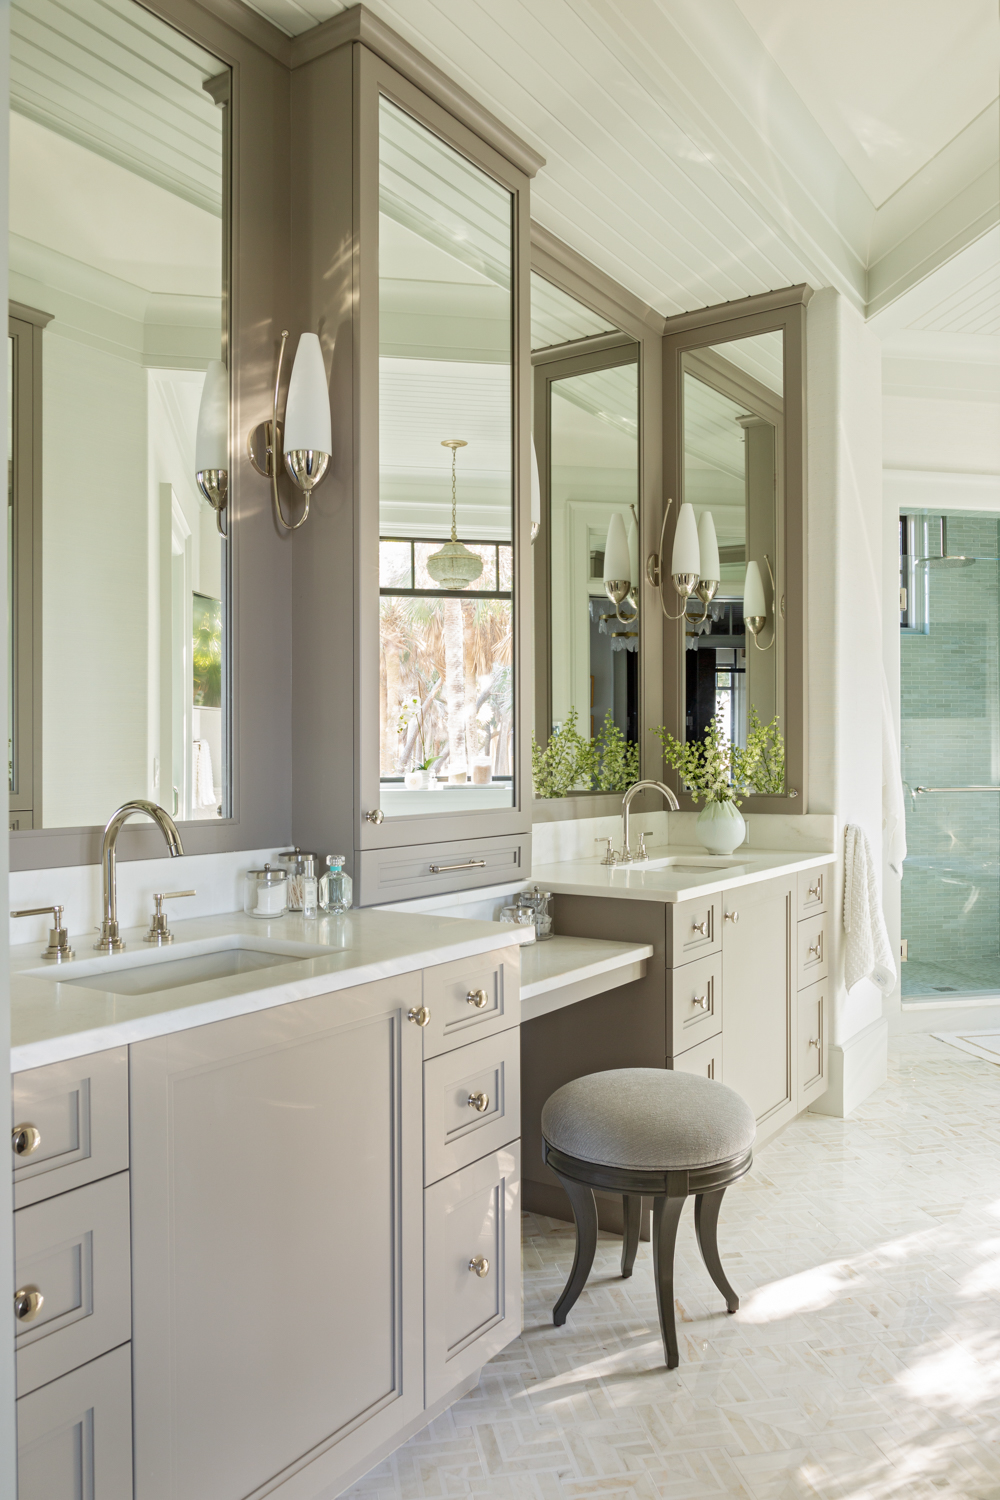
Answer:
[{"xmin": 809, "ymin": 1016, "xmax": 888, "ymax": 1118}]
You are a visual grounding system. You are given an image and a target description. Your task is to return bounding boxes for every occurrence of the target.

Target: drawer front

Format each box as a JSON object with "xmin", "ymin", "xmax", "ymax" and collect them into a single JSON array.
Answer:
[
  {"xmin": 667, "ymin": 953, "xmax": 722, "ymax": 1057},
  {"xmin": 668, "ymin": 895, "xmax": 720, "ymax": 964},
  {"xmin": 798, "ymin": 980, "xmax": 827, "ymax": 1106},
  {"xmin": 797, "ymin": 913, "xmax": 829, "ymax": 989},
  {"xmin": 16, "ymin": 1342, "xmax": 133, "ymax": 1500},
  {"xmin": 12, "ymin": 1048, "xmax": 129, "ymax": 1210},
  {"xmin": 424, "ymin": 1029, "xmax": 520, "ymax": 1186},
  {"xmin": 424, "ymin": 1143, "xmax": 521, "ymax": 1407},
  {"xmin": 357, "ymin": 832, "xmax": 530, "ymax": 905},
  {"xmin": 797, "ymin": 865, "xmax": 830, "ymax": 919},
  {"xmin": 422, "ymin": 947, "xmax": 520, "ymax": 1058},
  {"xmin": 14, "ymin": 1172, "xmax": 132, "ymax": 1396},
  {"xmin": 671, "ymin": 1032, "xmax": 723, "ymax": 1082}
]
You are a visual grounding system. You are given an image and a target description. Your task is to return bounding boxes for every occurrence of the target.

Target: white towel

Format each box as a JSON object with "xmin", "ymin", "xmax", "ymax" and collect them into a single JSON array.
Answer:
[
  {"xmin": 844, "ymin": 824, "xmax": 896, "ymax": 995},
  {"xmin": 881, "ymin": 671, "xmax": 907, "ymax": 877},
  {"xmin": 193, "ymin": 739, "xmax": 216, "ymax": 808}
]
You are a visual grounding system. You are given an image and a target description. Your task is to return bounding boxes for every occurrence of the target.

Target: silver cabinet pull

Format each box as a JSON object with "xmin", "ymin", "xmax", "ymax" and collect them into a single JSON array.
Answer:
[
  {"xmin": 429, "ymin": 859, "xmax": 486, "ymax": 874},
  {"xmin": 808, "ymin": 935, "xmax": 823, "ymax": 958},
  {"xmin": 467, "ymin": 988, "xmax": 489, "ymax": 1009},
  {"xmin": 467, "ymin": 1091, "xmax": 490, "ymax": 1113},
  {"xmin": 724, "ymin": 910, "xmax": 739, "ymax": 924},
  {"xmin": 468, "ymin": 1256, "xmax": 490, "ymax": 1278},
  {"xmin": 365, "ymin": 809, "xmax": 384, "ymax": 824},
  {"xmin": 11, "ymin": 1124, "xmax": 41, "ymax": 1157},
  {"xmin": 14, "ymin": 1286, "xmax": 43, "ymax": 1323},
  {"xmin": 809, "ymin": 1037, "xmax": 821, "ymax": 1049},
  {"xmin": 692, "ymin": 994, "xmax": 709, "ymax": 1011},
  {"xmin": 808, "ymin": 881, "xmax": 822, "ymax": 900},
  {"xmin": 407, "ymin": 1006, "xmax": 431, "ymax": 1027},
  {"xmin": 692, "ymin": 918, "xmax": 708, "ymax": 936}
]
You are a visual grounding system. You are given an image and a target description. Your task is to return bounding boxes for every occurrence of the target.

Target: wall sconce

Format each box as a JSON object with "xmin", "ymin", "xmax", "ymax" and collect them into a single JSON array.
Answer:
[
  {"xmin": 248, "ymin": 331, "xmax": 332, "ymax": 532},
  {"xmin": 603, "ymin": 511, "xmax": 638, "ymax": 623},
  {"xmin": 646, "ymin": 498, "xmax": 719, "ymax": 622},
  {"xmin": 530, "ymin": 438, "xmax": 541, "ymax": 542},
  {"xmin": 195, "ymin": 359, "xmax": 229, "ymax": 536},
  {"xmin": 744, "ymin": 555, "xmax": 776, "ymax": 650}
]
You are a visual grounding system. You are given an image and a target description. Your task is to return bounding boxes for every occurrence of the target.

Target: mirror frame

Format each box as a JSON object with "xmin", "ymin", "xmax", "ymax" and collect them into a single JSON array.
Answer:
[
  {"xmin": 660, "ymin": 287, "xmax": 812, "ymax": 813},
  {"xmin": 10, "ymin": 0, "xmax": 293, "ymax": 871}
]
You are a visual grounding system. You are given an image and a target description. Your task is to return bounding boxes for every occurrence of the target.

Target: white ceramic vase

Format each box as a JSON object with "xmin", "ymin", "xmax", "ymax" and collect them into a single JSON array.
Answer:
[{"xmin": 696, "ymin": 799, "xmax": 746, "ymax": 855}]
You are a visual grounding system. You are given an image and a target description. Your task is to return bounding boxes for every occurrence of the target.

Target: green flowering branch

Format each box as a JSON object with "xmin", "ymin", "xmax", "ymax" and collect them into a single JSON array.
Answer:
[
  {"xmin": 532, "ymin": 708, "xmax": 640, "ymax": 798},
  {"xmin": 649, "ymin": 709, "xmax": 784, "ymax": 805}
]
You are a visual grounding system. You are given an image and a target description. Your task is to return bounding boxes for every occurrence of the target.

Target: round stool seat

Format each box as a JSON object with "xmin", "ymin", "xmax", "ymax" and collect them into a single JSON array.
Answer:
[{"xmin": 541, "ymin": 1067, "xmax": 755, "ymax": 1172}]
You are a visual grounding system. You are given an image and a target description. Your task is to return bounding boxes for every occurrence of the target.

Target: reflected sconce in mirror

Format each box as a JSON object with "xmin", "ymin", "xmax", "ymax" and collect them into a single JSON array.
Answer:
[
  {"xmin": 530, "ymin": 439, "xmax": 541, "ymax": 542},
  {"xmin": 603, "ymin": 511, "xmax": 635, "ymax": 623},
  {"xmin": 248, "ymin": 331, "xmax": 332, "ymax": 532},
  {"xmin": 744, "ymin": 556, "xmax": 776, "ymax": 651},
  {"xmin": 195, "ymin": 360, "xmax": 229, "ymax": 537},
  {"xmin": 646, "ymin": 497, "xmax": 720, "ymax": 622}
]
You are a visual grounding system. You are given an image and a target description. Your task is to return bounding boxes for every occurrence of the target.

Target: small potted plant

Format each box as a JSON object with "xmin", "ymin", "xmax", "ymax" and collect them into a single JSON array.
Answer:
[
  {"xmin": 650, "ymin": 709, "xmax": 784, "ymax": 854},
  {"xmin": 399, "ymin": 696, "xmax": 439, "ymax": 789}
]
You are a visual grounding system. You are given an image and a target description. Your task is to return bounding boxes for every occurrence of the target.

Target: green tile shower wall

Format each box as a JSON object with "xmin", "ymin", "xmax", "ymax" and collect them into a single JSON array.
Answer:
[{"xmin": 901, "ymin": 516, "xmax": 1000, "ymax": 970}]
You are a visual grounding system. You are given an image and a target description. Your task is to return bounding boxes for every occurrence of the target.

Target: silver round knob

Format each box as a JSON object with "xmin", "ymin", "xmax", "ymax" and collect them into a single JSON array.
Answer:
[
  {"xmin": 809, "ymin": 1037, "xmax": 821, "ymax": 1049},
  {"xmin": 692, "ymin": 994, "xmax": 709, "ymax": 1011},
  {"xmin": 692, "ymin": 919, "xmax": 708, "ymax": 936},
  {"xmin": 14, "ymin": 1286, "xmax": 43, "ymax": 1323},
  {"xmin": 466, "ymin": 988, "xmax": 489, "ymax": 1010},
  {"xmin": 12, "ymin": 1124, "xmax": 41, "ymax": 1158},
  {"xmin": 407, "ymin": 1005, "xmax": 431, "ymax": 1027},
  {"xmin": 468, "ymin": 1256, "xmax": 490, "ymax": 1278},
  {"xmin": 467, "ymin": 1091, "xmax": 490, "ymax": 1113},
  {"xmin": 725, "ymin": 910, "xmax": 739, "ymax": 924},
  {"xmin": 365, "ymin": 809, "xmax": 385, "ymax": 825}
]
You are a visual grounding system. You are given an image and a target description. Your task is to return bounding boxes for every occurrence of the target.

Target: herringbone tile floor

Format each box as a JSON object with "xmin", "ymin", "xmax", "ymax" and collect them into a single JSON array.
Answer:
[{"xmin": 344, "ymin": 1035, "xmax": 1000, "ymax": 1499}]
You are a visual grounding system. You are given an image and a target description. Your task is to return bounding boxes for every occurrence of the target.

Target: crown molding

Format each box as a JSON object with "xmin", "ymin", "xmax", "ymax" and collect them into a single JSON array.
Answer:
[
  {"xmin": 661, "ymin": 284, "xmax": 814, "ymax": 335},
  {"xmin": 530, "ymin": 223, "xmax": 665, "ymax": 340}
]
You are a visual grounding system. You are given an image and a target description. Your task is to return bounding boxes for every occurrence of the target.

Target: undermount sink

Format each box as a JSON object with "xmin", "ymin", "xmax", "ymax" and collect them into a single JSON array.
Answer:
[
  {"xmin": 626, "ymin": 855, "xmax": 745, "ymax": 872},
  {"xmin": 24, "ymin": 934, "xmax": 335, "ymax": 997}
]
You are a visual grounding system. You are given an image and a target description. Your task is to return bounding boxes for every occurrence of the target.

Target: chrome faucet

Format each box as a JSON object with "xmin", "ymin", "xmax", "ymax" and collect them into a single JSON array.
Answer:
[
  {"xmin": 95, "ymin": 800, "xmax": 185, "ymax": 953},
  {"xmin": 620, "ymin": 780, "xmax": 679, "ymax": 863}
]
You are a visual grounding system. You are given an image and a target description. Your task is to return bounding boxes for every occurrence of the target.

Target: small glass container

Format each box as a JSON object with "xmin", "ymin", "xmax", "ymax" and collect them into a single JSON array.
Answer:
[
  {"xmin": 244, "ymin": 864, "xmax": 288, "ymax": 919},
  {"xmin": 280, "ymin": 848, "xmax": 319, "ymax": 912},
  {"xmin": 324, "ymin": 856, "xmax": 353, "ymax": 913},
  {"xmin": 499, "ymin": 905, "xmax": 536, "ymax": 942},
  {"xmin": 531, "ymin": 890, "xmax": 554, "ymax": 941}
]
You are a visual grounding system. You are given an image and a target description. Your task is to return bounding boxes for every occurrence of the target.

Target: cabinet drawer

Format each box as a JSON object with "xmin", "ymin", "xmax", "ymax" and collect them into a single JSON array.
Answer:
[
  {"xmin": 16, "ymin": 1342, "xmax": 133, "ymax": 1500},
  {"xmin": 424, "ymin": 1029, "xmax": 520, "ymax": 1186},
  {"xmin": 667, "ymin": 895, "xmax": 720, "ymax": 964},
  {"xmin": 357, "ymin": 832, "xmax": 529, "ymax": 905},
  {"xmin": 422, "ymin": 947, "xmax": 520, "ymax": 1058},
  {"xmin": 14, "ymin": 1172, "xmax": 132, "ymax": 1397},
  {"xmin": 667, "ymin": 953, "xmax": 722, "ymax": 1057},
  {"xmin": 424, "ymin": 1144, "xmax": 521, "ymax": 1407},
  {"xmin": 797, "ymin": 913, "xmax": 829, "ymax": 989},
  {"xmin": 12, "ymin": 1048, "xmax": 129, "ymax": 1209},
  {"xmin": 798, "ymin": 980, "xmax": 827, "ymax": 1107},
  {"xmin": 671, "ymin": 1032, "xmax": 722, "ymax": 1082},
  {"xmin": 797, "ymin": 866, "xmax": 830, "ymax": 919}
]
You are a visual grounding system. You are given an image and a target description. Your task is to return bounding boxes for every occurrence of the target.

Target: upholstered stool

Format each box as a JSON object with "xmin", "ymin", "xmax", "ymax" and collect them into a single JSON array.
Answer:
[{"xmin": 541, "ymin": 1068, "xmax": 755, "ymax": 1369}]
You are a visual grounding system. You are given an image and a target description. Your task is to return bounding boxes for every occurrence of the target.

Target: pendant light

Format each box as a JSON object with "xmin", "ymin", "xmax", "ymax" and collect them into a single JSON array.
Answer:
[{"xmin": 426, "ymin": 441, "xmax": 484, "ymax": 589}]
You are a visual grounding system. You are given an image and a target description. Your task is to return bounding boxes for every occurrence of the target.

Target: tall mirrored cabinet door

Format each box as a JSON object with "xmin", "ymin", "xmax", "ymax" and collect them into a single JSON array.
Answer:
[
  {"xmin": 376, "ymin": 97, "xmax": 515, "ymax": 821},
  {"xmin": 8, "ymin": 0, "xmax": 230, "ymax": 832}
]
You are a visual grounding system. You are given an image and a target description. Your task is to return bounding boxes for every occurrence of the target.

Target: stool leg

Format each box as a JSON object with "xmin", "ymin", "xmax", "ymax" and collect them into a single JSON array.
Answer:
[
  {"xmin": 551, "ymin": 1172, "xmax": 598, "ymax": 1328},
  {"xmin": 621, "ymin": 1194, "xmax": 642, "ymax": 1278},
  {"xmin": 694, "ymin": 1188, "xmax": 739, "ymax": 1313},
  {"xmin": 651, "ymin": 1194, "xmax": 685, "ymax": 1370}
]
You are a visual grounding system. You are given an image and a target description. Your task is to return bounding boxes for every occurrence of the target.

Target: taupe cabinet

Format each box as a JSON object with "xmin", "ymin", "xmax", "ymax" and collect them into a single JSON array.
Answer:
[
  {"xmin": 523, "ymin": 868, "xmax": 832, "ymax": 1224},
  {"xmin": 12, "ymin": 948, "xmax": 521, "ymax": 1500}
]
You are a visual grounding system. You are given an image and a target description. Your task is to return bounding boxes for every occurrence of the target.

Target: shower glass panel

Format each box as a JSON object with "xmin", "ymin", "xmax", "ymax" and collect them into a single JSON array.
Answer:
[{"xmin": 900, "ymin": 511, "xmax": 1000, "ymax": 1000}]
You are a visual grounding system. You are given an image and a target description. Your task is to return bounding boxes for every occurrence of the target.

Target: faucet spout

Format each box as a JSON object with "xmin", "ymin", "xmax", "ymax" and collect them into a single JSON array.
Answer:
[
  {"xmin": 621, "ymin": 779, "xmax": 680, "ymax": 864},
  {"xmin": 95, "ymin": 800, "xmax": 185, "ymax": 953}
]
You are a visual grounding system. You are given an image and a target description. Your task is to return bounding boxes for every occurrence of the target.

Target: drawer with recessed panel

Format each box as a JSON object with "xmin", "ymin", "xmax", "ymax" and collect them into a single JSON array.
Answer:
[
  {"xmin": 667, "ymin": 952, "xmax": 722, "ymax": 1058},
  {"xmin": 797, "ymin": 865, "xmax": 831, "ymax": 919},
  {"xmin": 666, "ymin": 895, "xmax": 720, "ymax": 965},
  {"xmin": 12, "ymin": 1048, "xmax": 129, "ymax": 1210},
  {"xmin": 421, "ymin": 947, "xmax": 520, "ymax": 1059},
  {"xmin": 797, "ymin": 913, "xmax": 829, "ymax": 989},
  {"xmin": 423, "ymin": 1027, "xmax": 520, "ymax": 1185}
]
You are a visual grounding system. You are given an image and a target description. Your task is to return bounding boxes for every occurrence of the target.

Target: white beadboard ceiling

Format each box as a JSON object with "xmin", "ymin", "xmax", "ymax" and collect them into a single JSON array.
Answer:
[{"xmin": 239, "ymin": 0, "xmax": 998, "ymax": 322}]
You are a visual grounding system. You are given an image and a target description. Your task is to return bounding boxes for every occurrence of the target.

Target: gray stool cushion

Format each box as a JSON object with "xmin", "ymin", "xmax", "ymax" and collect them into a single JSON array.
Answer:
[{"xmin": 541, "ymin": 1068, "xmax": 755, "ymax": 1171}]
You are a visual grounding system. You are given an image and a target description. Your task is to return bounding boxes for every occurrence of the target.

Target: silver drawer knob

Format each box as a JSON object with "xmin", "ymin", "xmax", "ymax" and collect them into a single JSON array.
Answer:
[
  {"xmin": 12, "ymin": 1124, "xmax": 41, "ymax": 1158},
  {"xmin": 466, "ymin": 989, "xmax": 489, "ymax": 1010},
  {"xmin": 725, "ymin": 910, "xmax": 739, "ymax": 924},
  {"xmin": 468, "ymin": 1256, "xmax": 490, "ymax": 1278},
  {"xmin": 808, "ymin": 937, "xmax": 823, "ymax": 958},
  {"xmin": 467, "ymin": 1091, "xmax": 490, "ymax": 1113},
  {"xmin": 809, "ymin": 1037, "xmax": 821, "ymax": 1049},
  {"xmin": 14, "ymin": 1286, "xmax": 43, "ymax": 1323},
  {"xmin": 692, "ymin": 919, "xmax": 708, "ymax": 936},
  {"xmin": 692, "ymin": 994, "xmax": 709, "ymax": 1011},
  {"xmin": 407, "ymin": 1005, "xmax": 431, "ymax": 1027},
  {"xmin": 365, "ymin": 809, "xmax": 385, "ymax": 825},
  {"xmin": 808, "ymin": 882, "xmax": 822, "ymax": 900}
]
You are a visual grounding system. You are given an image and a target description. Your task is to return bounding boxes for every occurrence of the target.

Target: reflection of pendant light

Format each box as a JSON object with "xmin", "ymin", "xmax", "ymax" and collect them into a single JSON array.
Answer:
[{"xmin": 426, "ymin": 440, "xmax": 484, "ymax": 589}]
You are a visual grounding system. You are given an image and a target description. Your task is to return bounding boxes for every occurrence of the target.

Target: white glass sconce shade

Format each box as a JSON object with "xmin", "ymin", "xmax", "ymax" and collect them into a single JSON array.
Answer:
[
  {"xmin": 744, "ymin": 559, "xmax": 766, "ymax": 618},
  {"xmin": 671, "ymin": 502, "xmax": 700, "ymax": 577},
  {"xmin": 195, "ymin": 360, "xmax": 228, "ymax": 473},
  {"xmin": 603, "ymin": 512, "xmax": 631, "ymax": 584},
  {"xmin": 283, "ymin": 334, "xmax": 332, "ymax": 455},
  {"xmin": 530, "ymin": 438, "xmax": 541, "ymax": 541},
  {"xmin": 627, "ymin": 517, "xmax": 639, "ymax": 588},
  {"xmin": 697, "ymin": 511, "xmax": 720, "ymax": 583}
]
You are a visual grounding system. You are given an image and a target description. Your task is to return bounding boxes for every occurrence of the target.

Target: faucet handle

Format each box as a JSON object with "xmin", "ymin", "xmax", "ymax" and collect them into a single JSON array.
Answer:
[
  {"xmin": 595, "ymin": 837, "xmax": 619, "ymax": 866},
  {"xmin": 11, "ymin": 906, "xmax": 74, "ymax": 962},
  {"xmin": 636, "ymin": 833, "xmax": 653, "ymax": 861},
  {"xmin": 144, "ymin": 890, "xmax": 196, "ymax": 946}
]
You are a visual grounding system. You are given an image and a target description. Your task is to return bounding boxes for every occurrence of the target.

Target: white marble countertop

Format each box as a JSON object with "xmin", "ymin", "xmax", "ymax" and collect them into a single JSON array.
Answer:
[
  {"xmin": 10, "ymin": 909, "xmax": 529, "ymax": 1073},
  {"xmin": 519, "ymin": 935, "xmax": 654, "ymax": 1000},
  {"xmin": 531, "ymin": 843, "xmax": 834, "ymax": 904}
]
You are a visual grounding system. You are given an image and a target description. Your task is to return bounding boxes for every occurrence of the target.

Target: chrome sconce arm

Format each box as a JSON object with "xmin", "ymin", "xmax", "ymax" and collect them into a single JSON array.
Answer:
[
  {"xmin": 645, "ymin": 497, "xmax": 718, "ymax": 623},
  {"xmin": 247, "ymin": 330, "xmax": 331, "ymax": 533},
  {"xmin": 745, "ymin": 553, "xmax": 777, "ymax": 652}
]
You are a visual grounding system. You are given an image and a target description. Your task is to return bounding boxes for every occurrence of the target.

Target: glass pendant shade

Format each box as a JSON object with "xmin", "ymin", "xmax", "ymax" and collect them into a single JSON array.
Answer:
[
  {"xmin": 744, "ymin": 559, "xmax": 766, "ymax": 618},
  {"xmin": 671, "ymin": 501, "xmax": 701, "ymax": 577},
  {"xmin": 697, "ymin": 510, "xmax": 720, "ymax": 583},
  {"xmin": 627, "ymin": 516, "xmax": 639, "ymax": 588},
  {"xmin": 426, "ymin": 439, "xmax": 483, "ymax": 589},
  {"xmin": 603, "ymin": 512, "xmax": 631, "ymax": 583},
  {"xmin": 195, "ymin": 360, "xmax": 228, "ymax": 473},
  {"xmin": 283, "ymin": 333, "xmax": 332, "ymax": 455},
  {"xmin": 530, "ymin": 438, "xmax": 541, "ymax": 541}
]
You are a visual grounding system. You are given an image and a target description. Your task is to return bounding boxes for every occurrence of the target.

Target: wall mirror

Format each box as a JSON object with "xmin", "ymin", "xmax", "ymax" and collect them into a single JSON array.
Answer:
[
  {"xmin": 377, "ymin": 96, "xmax": 515, "ymax": 819},
  {"xmin": 8, "ymin": 0, "xmax": 229, "ymax": 832},
  {"xmin": 531, "ymin": 273, "xmax": 642, "ymax": 799}
]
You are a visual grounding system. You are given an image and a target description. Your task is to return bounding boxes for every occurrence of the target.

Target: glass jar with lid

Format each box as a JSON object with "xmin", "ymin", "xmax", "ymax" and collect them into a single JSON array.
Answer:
[
  {"xmin": 280, "ymin": 849, "xmax": 320, "ymax": 913},
  {"xmin": 244, "ymin": 864, "xmax": 288, "ymax": 919}
]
